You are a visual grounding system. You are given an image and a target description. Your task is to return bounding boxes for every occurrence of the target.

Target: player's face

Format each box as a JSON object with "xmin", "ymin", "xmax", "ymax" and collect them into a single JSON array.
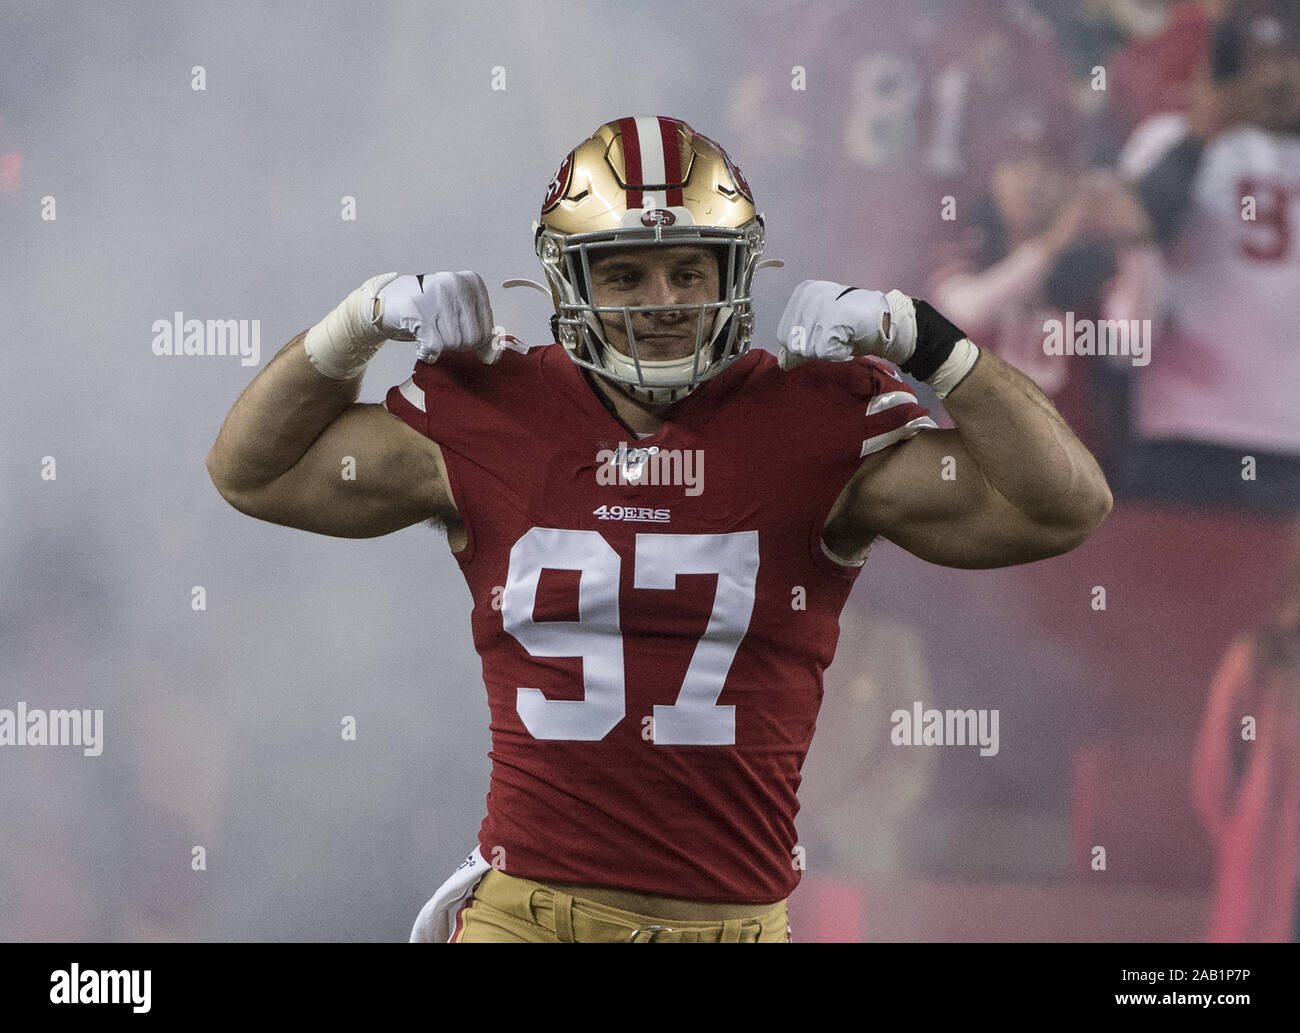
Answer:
[
  {"xmin": 588, "ymin": 245, "xmax": 721, "ymax": 363},
  {"xmin": 1240, "ymin": 45, "xmax": 1300, "ymax": 132},
  {"xmin": 991, "ymin": 152, "xmax": 1069, "ymax": 241}
]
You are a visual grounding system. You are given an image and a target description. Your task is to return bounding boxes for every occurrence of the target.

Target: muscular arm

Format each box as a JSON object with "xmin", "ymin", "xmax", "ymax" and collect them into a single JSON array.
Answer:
[
  {"xmin": 206, "ymin": 332, "xmax": 458, "ymax": 538},
  {"xmin": 824, "ymin": 349, "xmax": 1112, "ymax": 569}
]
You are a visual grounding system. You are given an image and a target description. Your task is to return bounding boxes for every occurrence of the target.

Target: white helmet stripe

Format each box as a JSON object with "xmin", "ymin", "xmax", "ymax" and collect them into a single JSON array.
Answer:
[{"xmin": 633, "ymin": 116, "xmax": 667, "ymax": 190}]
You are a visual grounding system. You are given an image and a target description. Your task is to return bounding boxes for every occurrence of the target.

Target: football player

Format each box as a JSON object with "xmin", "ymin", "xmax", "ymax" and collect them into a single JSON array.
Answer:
[{"xmin": 206, "ymin": 116, "xmax": 1112, "ymax": 942}]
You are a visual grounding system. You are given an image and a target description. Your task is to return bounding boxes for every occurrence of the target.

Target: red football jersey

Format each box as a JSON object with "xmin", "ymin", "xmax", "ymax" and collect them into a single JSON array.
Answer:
[{"xmin": 384, "ymin": 344, "xmax": 934, "ymax": 902}]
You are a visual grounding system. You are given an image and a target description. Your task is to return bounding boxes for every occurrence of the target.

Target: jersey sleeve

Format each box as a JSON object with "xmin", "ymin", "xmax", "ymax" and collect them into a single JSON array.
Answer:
[
  {"xmin": 842, "ymin": 356, "xmax": 938, "ymax": 458},
  {"xmin": 380, "ymin": 350, "xmax": 512, "ymax": 567},
  {"xmin": 381, "ymin": 367, "xmax": 431, "ymax": 437},
  {"xmin": 784, "ymin": 354, "xmax": 937, "ymax": 575},
  {"xmin": 380, "ymin": 350, "xmax": 494, "ymax": 444}
]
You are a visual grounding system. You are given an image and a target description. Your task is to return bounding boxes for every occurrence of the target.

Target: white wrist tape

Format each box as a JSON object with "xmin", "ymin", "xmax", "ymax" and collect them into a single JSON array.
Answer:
[
  {"xmin": 928, "ymin": 338, "xmax": 980, "ymax": 398},
  {"xmin": 303, "ymin": 272, "xmax": 398, "ymax": 380}
]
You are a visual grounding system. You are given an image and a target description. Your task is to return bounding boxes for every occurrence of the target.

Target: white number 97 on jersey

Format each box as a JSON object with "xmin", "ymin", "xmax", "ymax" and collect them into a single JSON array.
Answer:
[{"xmin": 501, "ymin": 528, "xmax": 759, "ymax": 746}]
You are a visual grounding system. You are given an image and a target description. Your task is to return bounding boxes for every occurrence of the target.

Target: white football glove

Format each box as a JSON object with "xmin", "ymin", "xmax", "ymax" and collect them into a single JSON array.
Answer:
[
  {"xmin": 303, "ymin": 270, "xmax": 500, "ymax": 378},
  {"xmin": 775, "ymin": 280, "xmax": 918, "ymax": 370},
  {"xmin": 377, "ymin": 271, "xmax": 497, "ymax": 364}
]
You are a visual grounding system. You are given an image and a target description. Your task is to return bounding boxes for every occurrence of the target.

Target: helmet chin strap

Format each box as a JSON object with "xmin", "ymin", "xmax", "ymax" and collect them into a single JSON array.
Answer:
[
  {"xmin": 598, "ymin": 353, "xmax": 696, "ymax": 405},
  {"xmin": 588, "ymin": 306, "xmax": 731, "ymax": 404},
  {"xmin": 598, "ymin": 344, "xmax": 705, "ymax": 403}
]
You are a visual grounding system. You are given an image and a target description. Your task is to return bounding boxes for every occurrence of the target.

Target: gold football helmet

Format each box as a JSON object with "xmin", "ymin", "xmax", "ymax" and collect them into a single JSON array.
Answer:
[{"xmin": 533, "ymin": 116, "xmax": 768, "ymax": 403}]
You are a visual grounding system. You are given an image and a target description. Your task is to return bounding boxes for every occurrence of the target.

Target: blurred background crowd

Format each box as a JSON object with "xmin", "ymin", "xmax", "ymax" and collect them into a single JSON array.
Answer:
[
  {"xmin": 744, "ymin": 0, "xmax": 1300, "ymax": 942},
  {"xmin": 1, "ymin": 0, "xmax": 1296, "ymax": 940}
]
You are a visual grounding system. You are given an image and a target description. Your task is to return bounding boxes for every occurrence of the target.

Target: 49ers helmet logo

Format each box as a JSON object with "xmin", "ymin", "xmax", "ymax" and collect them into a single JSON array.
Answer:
[
  {"xmin": 640, "ymin": 208, "xmax": 675, "ymax": 227},
  {"xmin": 542, "ymin": 151, "xmax": 574, "ymax": 213}
]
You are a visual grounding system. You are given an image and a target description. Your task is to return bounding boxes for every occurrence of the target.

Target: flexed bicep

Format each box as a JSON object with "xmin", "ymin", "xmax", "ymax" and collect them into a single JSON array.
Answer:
[
  {"xmin": 826, "ymin": 428, "xmax": 1092, "ymax": 569},
  {"xmin": 213, "ymin": 403, "xmax": 459, "ymax": 540}
]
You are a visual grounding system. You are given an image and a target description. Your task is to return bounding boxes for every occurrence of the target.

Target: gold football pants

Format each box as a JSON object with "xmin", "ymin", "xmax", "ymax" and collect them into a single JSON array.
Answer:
[{"xmin": 450, "ymin": 869, "xmax": 791, "ymax": 942}]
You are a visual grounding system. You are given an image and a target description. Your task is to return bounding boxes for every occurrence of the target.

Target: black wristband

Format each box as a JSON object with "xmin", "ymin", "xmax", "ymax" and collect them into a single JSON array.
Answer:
[{"xmin": 900, "ymin": 298, "xmax": 968, "ymax": 381}]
